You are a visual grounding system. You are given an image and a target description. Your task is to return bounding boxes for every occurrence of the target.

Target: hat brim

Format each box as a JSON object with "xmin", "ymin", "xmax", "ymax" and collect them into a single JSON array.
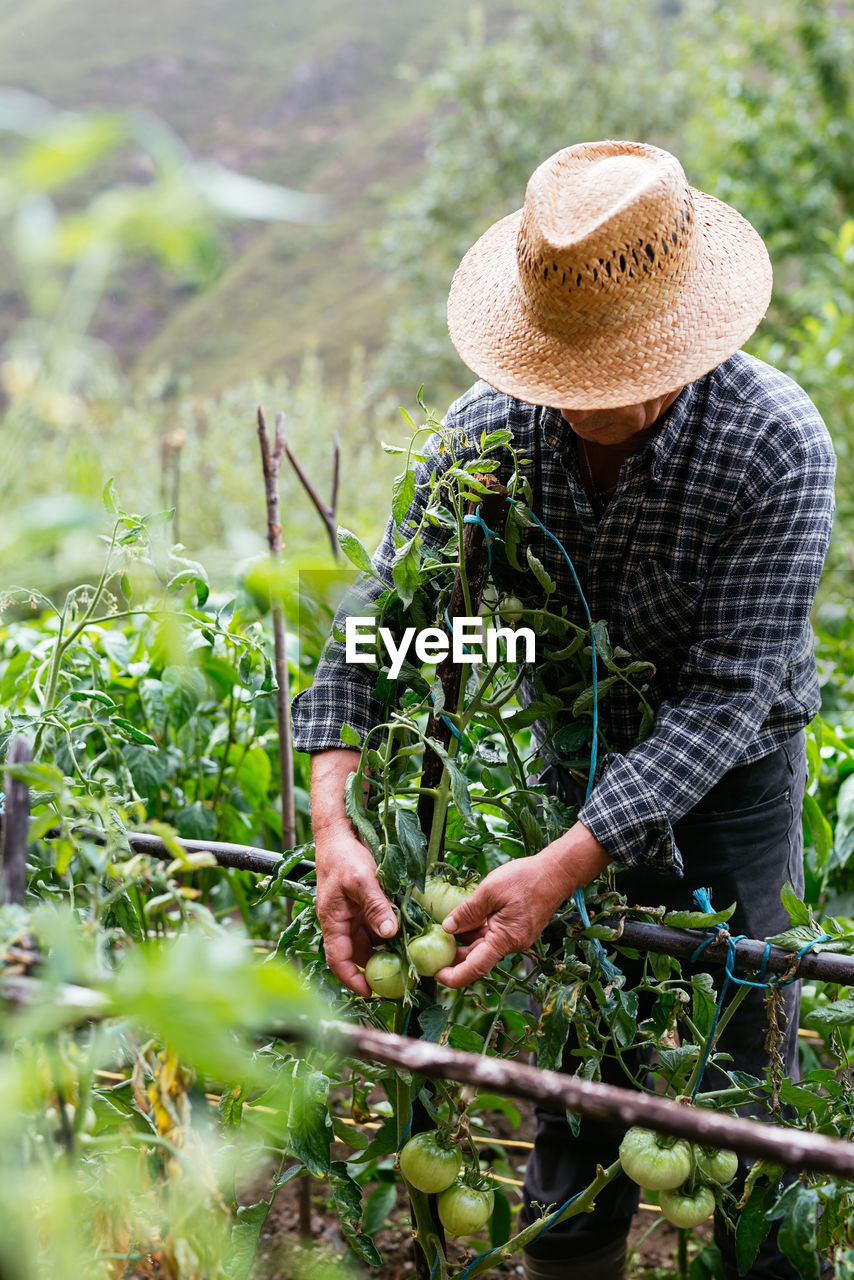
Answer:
[{"xmin": 447, "ymin": 189, "xmax": 772, "ymax": 409}]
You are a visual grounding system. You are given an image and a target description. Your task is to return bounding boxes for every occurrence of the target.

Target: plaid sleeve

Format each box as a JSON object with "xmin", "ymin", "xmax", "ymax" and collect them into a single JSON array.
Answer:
[
  {"xmin": 578, "ymin": 413, "xmax": 836, "ymax": 873},
  {"xmin": 291, "ymin": 386, "xmax": 502, "ymax": 754}
]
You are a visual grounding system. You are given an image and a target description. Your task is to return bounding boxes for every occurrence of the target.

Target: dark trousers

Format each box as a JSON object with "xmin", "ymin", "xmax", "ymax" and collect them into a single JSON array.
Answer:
[{"xmin": 523, "ymin": 731, "xmax": 810, "ymax": 1278}]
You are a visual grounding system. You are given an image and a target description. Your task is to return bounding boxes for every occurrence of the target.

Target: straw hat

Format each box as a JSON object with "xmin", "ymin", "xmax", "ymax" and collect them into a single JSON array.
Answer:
[{"xmin": 446, "ymin": 140, "xmax": 772, "ymax": 409}]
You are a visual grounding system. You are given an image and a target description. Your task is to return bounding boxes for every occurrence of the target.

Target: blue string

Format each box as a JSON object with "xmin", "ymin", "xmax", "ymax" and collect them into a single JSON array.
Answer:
[
  {"xmin": 463, "ymin": 508, "xmax": 497, "ymax": 574},
  {"xmin": 686, "ymin": 887, "xmax": 832, "ymax": 1098}
]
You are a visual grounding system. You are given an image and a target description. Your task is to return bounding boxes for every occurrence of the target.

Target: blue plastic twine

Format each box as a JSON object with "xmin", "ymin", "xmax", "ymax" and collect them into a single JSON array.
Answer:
[{"xmin": 687, "ymin": 887, "xmax": 831, "ymax": 1098}]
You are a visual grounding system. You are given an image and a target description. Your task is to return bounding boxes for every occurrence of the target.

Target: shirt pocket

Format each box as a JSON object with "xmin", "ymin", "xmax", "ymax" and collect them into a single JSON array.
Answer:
[{"xmin": 619, "ymin": 561, "xmax": 705, "ymax": 668}]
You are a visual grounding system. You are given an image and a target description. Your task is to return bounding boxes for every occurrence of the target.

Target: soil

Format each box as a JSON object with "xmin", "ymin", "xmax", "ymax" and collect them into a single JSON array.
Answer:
[{"xmin": 248, "ymin": 1103, "xmax": 713, "ymax": 1280}]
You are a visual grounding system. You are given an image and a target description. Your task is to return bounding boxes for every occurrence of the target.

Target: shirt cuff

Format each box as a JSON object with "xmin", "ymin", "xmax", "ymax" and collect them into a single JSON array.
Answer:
[
  {"xmin": 290, "ymin": 682, "xmax": 383, "ymax": 754},
  {"xmin": 577, "ymin": 752, "xmax": 683, "ymax": 876}
]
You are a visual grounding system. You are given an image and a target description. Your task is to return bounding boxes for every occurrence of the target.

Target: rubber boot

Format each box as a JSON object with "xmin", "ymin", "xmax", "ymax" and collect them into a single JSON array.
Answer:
[{"xmin": 521, "ymin": 1235, "xmax": 627, "ymax": 1280}]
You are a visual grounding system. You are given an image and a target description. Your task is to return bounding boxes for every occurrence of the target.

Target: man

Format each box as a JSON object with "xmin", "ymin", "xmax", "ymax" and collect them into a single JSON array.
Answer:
[{"xmin": 292, "ymin": 141, "xmax": 836, "ymax": 1279}]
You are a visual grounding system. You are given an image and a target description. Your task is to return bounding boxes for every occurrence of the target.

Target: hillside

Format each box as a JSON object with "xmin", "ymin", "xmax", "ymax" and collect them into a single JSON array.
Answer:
[{"xmin": 0, "ymin": 0, "xmax": 518, "ymax": 392}]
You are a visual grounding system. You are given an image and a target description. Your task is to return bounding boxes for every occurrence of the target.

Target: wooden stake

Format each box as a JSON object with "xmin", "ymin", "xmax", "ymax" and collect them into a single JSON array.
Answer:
[
  {"xmin": 256, "ymin": 406, "xmax": 296, "ymax": 854},
  {"xmin": 2, "ymin": 737, "xmax": 31, "ymax": 906}
]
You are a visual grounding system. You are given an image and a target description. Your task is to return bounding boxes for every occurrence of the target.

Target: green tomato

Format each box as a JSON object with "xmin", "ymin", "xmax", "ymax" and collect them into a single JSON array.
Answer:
[
  {"xmin": 659, "ymin": 1183, "xmax": 716, "ymax": 1229},
  {"xmin": 407, "ymin": 924, "xmax": 457, "ymax": 977},
  {"xmin": 413, "ymin": 877, "xmax": 474, "ymax": 925},
  {"xmin": 694, "ymin": 1145, "xmax": 739, "ymax": 1185},
  {"xmin": 437, "ymin": 1183, "xmax": 495, "ymax": 1237},
  {"xmin": 499, "ymin": 594, "xmax": 525, "ymax": 624},
  {"xmin": 365, "ymin": 951, "xmax": 408, "ymax": 1000},
  {"xmin": 618, "ymin": 1127, "xmax": 693, "ymax": 1190},
  {"xmin": 399, "ymin": 1131, "xmax": 462, "ymax": 1193}
]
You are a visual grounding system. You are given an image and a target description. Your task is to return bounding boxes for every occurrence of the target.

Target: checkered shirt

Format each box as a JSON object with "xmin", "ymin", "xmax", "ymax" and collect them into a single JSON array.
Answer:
[{"xmin": 291, "ymin": 352, "xmax": 836, "ymax": 874}]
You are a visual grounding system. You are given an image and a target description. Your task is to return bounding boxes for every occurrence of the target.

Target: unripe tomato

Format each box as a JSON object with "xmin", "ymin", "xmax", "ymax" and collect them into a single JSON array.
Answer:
[
  {"xmin": 399, "ymin": 1131, "xmax": 462, "ymax": 1193},
  {"xmin": 618, "ymin": 1127, "xmax": 693, "ymax": 1190},
  {"xmin": 659, "ymin": 1183, "xmax": 716, "ymax": 1229},
  {"xmin": 365, "ymin": 951, "xmax": 409, "ymax": 999},
  {"xmin": 413, "ymin": 877, "xmax": 474, "ymax": 925},
  {"xmin": 499, "ymin": 595, "xmax": 525, "ymax": 624},
  {"xmin": 694, "ymin": 1145, "xmax": 739, "ymax": 1185},
  {"xmin": 437, "ymin": 1183, "xmax": 494, "ymax": 1237},
  {"xmin": 407, "ymin": 924, "xmax": 457, "ymax": 977}
]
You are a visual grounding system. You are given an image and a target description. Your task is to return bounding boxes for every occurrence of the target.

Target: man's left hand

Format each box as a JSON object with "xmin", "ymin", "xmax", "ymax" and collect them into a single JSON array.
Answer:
[{"xmin": 435, "ymin": 822, "xmax": 612, "ymax": 989}]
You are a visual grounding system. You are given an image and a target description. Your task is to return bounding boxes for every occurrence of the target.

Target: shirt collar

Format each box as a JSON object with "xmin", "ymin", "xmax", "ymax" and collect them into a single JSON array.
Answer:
[{"xmin": 539, "ymin": 376, "xmax": 701, "ymax": 476}]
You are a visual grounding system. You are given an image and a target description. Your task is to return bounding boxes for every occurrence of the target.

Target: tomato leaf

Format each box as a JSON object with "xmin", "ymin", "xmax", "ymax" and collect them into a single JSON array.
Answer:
[
  {"xmin": 767, "ymin": 1182, "xmax": 821, "ymax": 1280},
  {"xmin": 282, "ymin": 1063, "xmax": 333, "ymax": 1176},
  {"xmin": 344, "ymin": 770, "xmax": 380, "ymax": 856},
  {"xmin": 391, "ymin": 467, "xmax": 416, "ymax": 524},
  {"xmin": 337, "ymin": 526, "xmax": 376, "ymax": 575},
  {"xmin": 663, "ymin": 902, "xmax": 736, "ymax": 929}
]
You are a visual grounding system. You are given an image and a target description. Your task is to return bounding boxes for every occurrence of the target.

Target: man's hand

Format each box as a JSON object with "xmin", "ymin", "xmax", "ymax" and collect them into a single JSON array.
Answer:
[
  {"xmin": 435, "ymin": 822, "xmax": 611, "ymax": 989},
  {"xmin": 311, "ymin": 749, "xmax": 397, "ymax": 999}
]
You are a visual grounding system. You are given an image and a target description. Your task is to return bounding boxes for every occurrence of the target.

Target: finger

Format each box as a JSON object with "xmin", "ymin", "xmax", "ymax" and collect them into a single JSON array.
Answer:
[
  {"xmin": 328, "ymin": 953, "xmax": 372, "ymax": 998},
  {"xmin": 358, "ymin": 879, "xmax": 398, "ymax": 940},
  {"xmin": 435, "ymin": 937, "xmax": 504, "ymax": 989},
  {"xmin": 443, "ymin": 885, "xmax": 493, "ymax": 936}
]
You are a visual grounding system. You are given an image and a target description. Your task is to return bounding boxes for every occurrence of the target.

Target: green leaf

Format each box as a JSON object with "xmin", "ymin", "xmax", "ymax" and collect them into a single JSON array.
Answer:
[
  {"xmin": 448, "ymin": 1025, "xmax": 484, "ymax": 1052},
  {"xmin": 139, "ymin": 678, "xmax": 167, "ymax": 736},
  {"xmin": 339, "ymin": 723, "xmax": 361, "ymax": 747},
  {"xmin": 283, "ymin": 1062, "xmax": 334, "ymax": 1176},
  {"xmin": 103, "ymin": 477, "xmax": 120, "ymax": 513},
  {"xmin": 765, "ymin": 924, "xmax": 827, "ymax": 952},
  {"xmin": 111, "ymin": 717, "xmax": 158, "ymax": 746},
  {"xmin": 663, "ymin": 902, "xmax": 736, "ymax": 929},
  {"xmin": 490, "ymin": 1189, "xmax": 512, "ymax": 1248},
  {"xmin": 391, "ymin": 468, "xmax": 416, "ymax": 524},
  {"xmin": 571, "ymin": 676, "xmax": 618, "ymax": 717},
  {"xmin": 337, "ymin": 526, "xmax": 375, "ymax": 575},
  {"xmin": 330, "ymin": 1163, "xmax": 383, "ymax": 1266},
  {"xmin": 161, "ymin": 664, "xmax": 206, "ymax": 727},
  {"xmin": 174, "ymin": 801, "xmax": 217, "ymax": 841},
  {"xmin": 218, "ymin": 1086, "xmax": 245, "ymax": 1129},
  {"xmin": 537, "ymin": 983, "xmax": 580, "ymax": 1071},
  {"xmin": 363, "ymin": 1182, "xmax": 397, "ymax": 1238},
  {"xmin": 0, "ymin": 649, "xmax": 32, "ymax": 705},
  {"xmin": 4, "ymin": 760, "xmax": 65, "ymax": 791},
  {"xmin": 391, "ymin": 533, "xmax": 422, "ymax": 608},
  {"xmin": 123, "ymin": 744, "xmax": 169, "ymax": 804},
  {"xmin": 780, "ymin": 881, "xmax": 812, "ymax": 927},
  {"xmin": 393, "ymin": 808, "xmax": 428, "ymax": 890},
  {"xmin": 100, "ymin": 628, "xmax": 130, "ymax": 670},
  {"xmin": 228, "ymin": 1200, "xmax": 271, "ymax": 1280},
  {"xmin": 526, "ymin": 546, "xmax": 555, "ymax": 594},
  {"xmin": 768, "ymin": 1182, "xmax": 821, "ymax": 1280},
  {"xmin": 804, "ymin": 793, "xmax": 833, "ymax": 868},
  {"xmin": 805, "ymin": 998, "xmax": 854, "ymax": 1027},
  {"xmin": 504, "ymin": 503, "xmax": 525, "ymax": 570},
  {"xmin": 590, "ymin": 619, "xmax": 613, "ymax": 664},
  {"xmin": 344, "ymin": 769, "xmax": 380, "ymax": 856}
]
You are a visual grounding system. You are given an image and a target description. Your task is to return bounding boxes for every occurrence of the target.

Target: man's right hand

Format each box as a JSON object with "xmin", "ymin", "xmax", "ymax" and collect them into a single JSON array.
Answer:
[{"xmin": 311, "ymin": 749, "xmax": 398, "ymax": 998}]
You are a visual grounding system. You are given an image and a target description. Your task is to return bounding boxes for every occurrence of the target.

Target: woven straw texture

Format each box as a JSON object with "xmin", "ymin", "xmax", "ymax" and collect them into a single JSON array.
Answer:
[{"xmin": 447, "ymin": 140, "xmax": 773, "ymax": 409}]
